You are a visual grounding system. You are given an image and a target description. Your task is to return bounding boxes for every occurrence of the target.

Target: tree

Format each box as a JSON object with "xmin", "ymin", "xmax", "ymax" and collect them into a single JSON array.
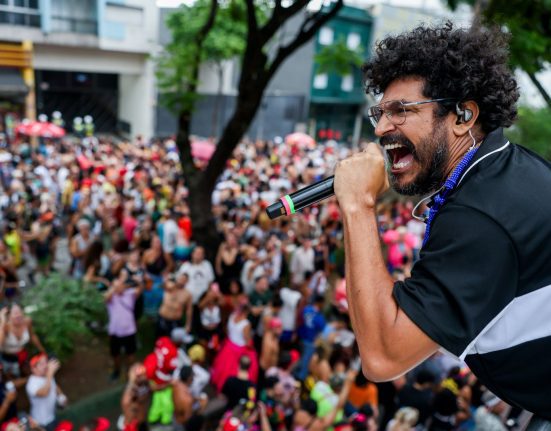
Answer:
[
  {"xmin": 158, "ymin": 0, "xmax": 344, "ymax": 254},
  {"xmin": 202, "ymin": 2, "xmax": 250, "ymax": 136},
  {"xmin": 446, "ymin": 0, "xmax": 551, "ymax": 108},
  {"xmin": 314, "ymin": 38, "xmax": 364, "ymax": 76},
  {"xmin": 505, "ymin": 106, "xmax": 551, "ymax": 159}
]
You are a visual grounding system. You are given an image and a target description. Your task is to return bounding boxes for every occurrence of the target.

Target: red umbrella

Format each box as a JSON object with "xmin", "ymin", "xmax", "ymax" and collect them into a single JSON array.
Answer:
[
  {"xmin": 285, "ymin": 132, "xmax": 316, "ymax": 149},
  {"xmin": 15, "ymin": 121, "xmax": 65, "ymax": 139},
  {"xmin": 191, "ymin": 140, "xmax": 216, "ymax": 161}
]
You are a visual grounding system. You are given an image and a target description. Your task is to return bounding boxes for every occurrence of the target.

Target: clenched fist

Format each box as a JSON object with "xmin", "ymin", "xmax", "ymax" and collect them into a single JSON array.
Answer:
[{"xmin": 334, "ymin": 142, "xmax": 389, "ymax": 210}]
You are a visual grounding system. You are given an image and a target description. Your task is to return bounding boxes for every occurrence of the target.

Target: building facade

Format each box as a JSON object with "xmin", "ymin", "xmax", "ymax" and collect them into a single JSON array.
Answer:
[
  {"xmin": 0, "ymin": 0, "xmax": 158, "ymax": 139},
  {"xmin": 156, "ymin": 5, "xmax": 373, "ymax": 146},
  {"xmin": 308, "ymin": 6, "xmax": 373, "ymax": 145}
]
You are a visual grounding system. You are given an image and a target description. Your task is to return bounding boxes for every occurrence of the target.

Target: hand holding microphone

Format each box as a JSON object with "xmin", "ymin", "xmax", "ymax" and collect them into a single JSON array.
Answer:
[
  {"xmin": 266, "ymin": 143, "xmax": 388, "ymax": 219},
  {"xmin": 333, "ymin": 143, "xmax": 389, "ymax": 211}
]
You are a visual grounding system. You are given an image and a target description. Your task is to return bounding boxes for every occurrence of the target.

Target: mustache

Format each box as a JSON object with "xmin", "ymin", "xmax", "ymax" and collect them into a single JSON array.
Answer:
[{"xmin": 379, "ymin": 134, "xmax": 416, "ymax": 155}]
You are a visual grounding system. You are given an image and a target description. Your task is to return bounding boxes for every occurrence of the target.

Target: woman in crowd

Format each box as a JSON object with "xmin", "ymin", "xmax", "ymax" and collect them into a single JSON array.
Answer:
[
  {"xmin": 214, "ymin": 232, "xmax": 243, "ymax": 295},
  {"xmin": 0, "ymin": 304, "xmax": 45, "ymax": 380},
  {"xmin": 197, "ymin": 283, "xmax": 222, "ymax": 351},
  {"xmin": 211, "ymin": 297, "xmax": 258, "ymax": 392},
  {"xmin": 82, "ymin": 240, "xmax": 110, "ymax": 290}
]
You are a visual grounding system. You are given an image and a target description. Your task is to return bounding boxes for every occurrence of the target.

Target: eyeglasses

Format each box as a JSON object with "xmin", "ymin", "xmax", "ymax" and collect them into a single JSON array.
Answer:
[{"xmin": 367, "ymin": 98, "xmax": 454, "ymax": 128}]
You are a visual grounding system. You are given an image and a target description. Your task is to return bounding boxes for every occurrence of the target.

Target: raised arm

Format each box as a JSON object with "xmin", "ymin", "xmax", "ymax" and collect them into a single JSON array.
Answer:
[{"xmin": 334, "ymin": 145, "xmax": 437, "ymax": 381}]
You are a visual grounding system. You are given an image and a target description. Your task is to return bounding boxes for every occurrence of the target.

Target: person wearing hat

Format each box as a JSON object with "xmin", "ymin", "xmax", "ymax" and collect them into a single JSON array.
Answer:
[
  {"xmin": 185, "ymin": 344, "xmax": 210, "ymax": 402},
  {"xmin": 170, "ymin": 332, "xmax": 212, "ymax": 416}
]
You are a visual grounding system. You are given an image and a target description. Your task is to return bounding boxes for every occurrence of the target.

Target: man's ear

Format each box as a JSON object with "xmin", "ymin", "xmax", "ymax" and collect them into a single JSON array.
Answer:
[{"xmin": 452, "ymin": 100, "xmax": 479, "ymax": 137}]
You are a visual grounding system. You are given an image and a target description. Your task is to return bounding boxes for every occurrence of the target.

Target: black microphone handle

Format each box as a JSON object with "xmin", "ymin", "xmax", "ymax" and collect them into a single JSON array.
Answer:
[{"xmin": 266, "ymin": 176, "xmax": 334, "ymax": 219}]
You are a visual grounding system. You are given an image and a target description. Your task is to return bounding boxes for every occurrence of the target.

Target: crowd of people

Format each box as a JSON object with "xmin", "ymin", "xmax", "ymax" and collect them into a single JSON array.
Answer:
[{"xmin": 0, "ymin": 132, "xmax": 526, "ymax": 431}]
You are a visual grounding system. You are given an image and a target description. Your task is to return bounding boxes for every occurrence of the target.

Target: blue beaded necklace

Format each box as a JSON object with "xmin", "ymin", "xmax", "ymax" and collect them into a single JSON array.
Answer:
[{"xmin": 422, "ymin": 144, "xmax": 480, "ymax": 246}]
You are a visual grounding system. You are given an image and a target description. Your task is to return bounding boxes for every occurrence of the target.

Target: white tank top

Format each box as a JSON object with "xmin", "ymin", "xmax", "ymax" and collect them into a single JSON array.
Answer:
[
  {"xmin": 3, "ymin": 327, "xmax": 30, "ymax": 354},
  {"xmin": 200, "ymin": 306, "xmax": 221, "ymax": 327},
  {"xmin": 227, "ymin": 314, "xmax": 249, "ymax": 347}
]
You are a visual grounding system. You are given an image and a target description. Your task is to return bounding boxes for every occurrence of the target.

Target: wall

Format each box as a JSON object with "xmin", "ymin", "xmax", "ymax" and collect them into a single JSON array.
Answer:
[
  {"xmin": 119, "ymin": 59, "xmax": 156, "ymax": 138},
  {"xmin": 99, "ymin": 0, "xmax": 159, "ymax": 54}
]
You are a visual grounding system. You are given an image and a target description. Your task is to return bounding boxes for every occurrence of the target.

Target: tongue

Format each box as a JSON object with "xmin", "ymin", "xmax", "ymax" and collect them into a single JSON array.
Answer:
[
  {"xmin": 396, "ymin": 153, "xmax": 414, "ymax": 166},
  {"xmin": 392, "ymin": 147, "xmax": 413, "ymax": 164}
]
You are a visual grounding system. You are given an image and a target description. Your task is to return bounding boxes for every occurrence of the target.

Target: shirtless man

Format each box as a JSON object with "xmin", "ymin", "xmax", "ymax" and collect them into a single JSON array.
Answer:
[
  {"xmin": 156, "ymin": 273, "xmax": 192, "ymax": 338},
  {"xmin": 173, "ymin": 366, "xmax": 206, "ymax": 430},
  {"xmin": 259, "ymin": 317, "xmax": 282, "ymax": 388}
]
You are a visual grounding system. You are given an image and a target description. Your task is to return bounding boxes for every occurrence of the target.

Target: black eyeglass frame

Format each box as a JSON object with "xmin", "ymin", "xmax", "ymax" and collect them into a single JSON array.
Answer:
[{"xmin": 367, "ymin": 98, "xmax": 455, "ymax": 128}]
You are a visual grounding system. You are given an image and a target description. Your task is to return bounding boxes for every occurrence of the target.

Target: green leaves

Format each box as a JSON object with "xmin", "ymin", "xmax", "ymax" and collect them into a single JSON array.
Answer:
[
  {"xmin": 314, "ymin": 38, "xmax": 364, "ymax": 76},
  {"xmin": 445, "ymin": 0, "xmax": 551, "ymax": 88},
  {"xmin": 22, "ymin": 274, "xmax": 107, "ymax": 360},
  {"xmin": 505, "ymin": 106, "xmax": 551, "ymax": 159},
  {"xmin": 156, "ymin": 0, "xmax": 250, "ymax": 114}
]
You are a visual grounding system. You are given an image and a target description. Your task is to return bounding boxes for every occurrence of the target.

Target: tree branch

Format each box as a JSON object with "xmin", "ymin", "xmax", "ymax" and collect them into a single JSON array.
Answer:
[
  {"xmin": 245, "ymin": 0, "xmax": 259, "ymax": 38},
  {"xmin": 527, "ymin": 71, "xmax": 551, "ymax": 109},
  {"xmin": 266, "ymin": 0, "xmax": 344, "ymax": 80},
  {"xmin": 259, "ymin": 0, "xmax": 310, "ymax": 44},
  {"xmin": 197, "ymin": 0, "xmax": 219, "ymax": 43}
]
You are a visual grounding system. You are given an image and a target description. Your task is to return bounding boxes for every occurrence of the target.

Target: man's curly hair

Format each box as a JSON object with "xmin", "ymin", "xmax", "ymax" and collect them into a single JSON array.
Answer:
[{"xmin": 362, "ymin": 21, "xmax": 519, "ymax": 134}]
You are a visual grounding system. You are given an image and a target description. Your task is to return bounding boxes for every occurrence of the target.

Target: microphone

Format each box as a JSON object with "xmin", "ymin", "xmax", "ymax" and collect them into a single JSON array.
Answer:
[{"xmin": 266, "ymin": 176, "xmax": 334, "ymax": 219}]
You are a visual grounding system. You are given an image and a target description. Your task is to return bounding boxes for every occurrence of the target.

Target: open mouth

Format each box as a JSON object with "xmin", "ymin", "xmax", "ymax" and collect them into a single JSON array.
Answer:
[{"xmin": 382, "ymin": 141, "xmax": 415, "ymax": 172}]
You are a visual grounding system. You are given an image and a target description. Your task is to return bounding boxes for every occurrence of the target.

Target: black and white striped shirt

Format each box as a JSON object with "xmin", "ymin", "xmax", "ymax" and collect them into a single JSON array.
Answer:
[{"xmin": 394, "ymin": 128, "xmax": 551, "ymax": 417}]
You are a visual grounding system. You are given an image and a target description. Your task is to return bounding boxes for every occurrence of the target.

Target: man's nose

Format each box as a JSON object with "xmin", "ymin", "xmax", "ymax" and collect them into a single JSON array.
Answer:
[{"xmin": 374, "ymin": 114, "xmax": 396, "ymax": 137}]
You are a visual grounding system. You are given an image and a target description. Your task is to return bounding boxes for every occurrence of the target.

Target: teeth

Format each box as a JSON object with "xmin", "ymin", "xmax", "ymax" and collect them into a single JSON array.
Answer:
[
  {"xmin": 383, "ymin": 143, "xmax": 405, "ymax": 150},
  {"xmin": 392, "ymin": 160, "xmax": 412, "ymax": 169}
]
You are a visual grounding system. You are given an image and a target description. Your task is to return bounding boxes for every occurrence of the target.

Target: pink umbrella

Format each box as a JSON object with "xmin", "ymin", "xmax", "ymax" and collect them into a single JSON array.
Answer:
[
  {"xmin": 191, "ymin": 140, "xmax": 216, "ymax": 161},
  {"xmin": 285, "ymin": 132, "xmax": 316, "ymax": 149},
  {"xmin": 15, "ymin": 121, "xmax": 66, "ymax": 139}
]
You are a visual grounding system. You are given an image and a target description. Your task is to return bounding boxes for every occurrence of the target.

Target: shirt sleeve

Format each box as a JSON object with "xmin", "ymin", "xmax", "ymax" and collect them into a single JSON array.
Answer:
[
  {"xmin": 393, "ymin": 204, "xmax": 518, "ymax": 358},
  {"xmin": 26, "ymin": 376, "xmax": 42, "ymax": 397}
]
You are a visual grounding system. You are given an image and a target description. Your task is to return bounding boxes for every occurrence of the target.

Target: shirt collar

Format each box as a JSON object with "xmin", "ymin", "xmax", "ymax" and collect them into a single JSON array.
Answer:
[{"xmin": 470, "ymin": 127, "xmax": 507, "ymax": 164}]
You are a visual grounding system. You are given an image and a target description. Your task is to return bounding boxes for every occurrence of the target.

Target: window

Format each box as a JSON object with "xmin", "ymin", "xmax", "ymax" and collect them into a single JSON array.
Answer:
[
  {"xmin": 347, "ymin": 33, "xmax": 361, "ymax": 50},
  {"xmin": 2, "ymin": 0, "xmax": 38, "ymax": 8},
  {"xmin": 319, "ymin": 27, "xmax": 333, "ymax": 45},
  {"xmin": 313, "ymin": 74, "xmax": 328, "ymax": 89},
  {"xmin": 341, "ymin": 75, "xmax": 353, "ymax": 92},
  {"xmin": 51, "ymin": 0, "xmax": 97, "ymax": 34},
  {"xmin": 0, "ymin": 0, "xmax": 40, "ymax": 27}
]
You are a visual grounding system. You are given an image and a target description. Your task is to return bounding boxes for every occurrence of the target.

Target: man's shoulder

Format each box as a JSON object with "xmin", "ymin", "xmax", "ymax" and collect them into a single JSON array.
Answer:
[
  {"xmin": 458, "ymin": 140, "xmax": 551, "ymax": 203},
  {"xmin": 26, "ymin": 375, "xmax": 48, "ymax": 393}
]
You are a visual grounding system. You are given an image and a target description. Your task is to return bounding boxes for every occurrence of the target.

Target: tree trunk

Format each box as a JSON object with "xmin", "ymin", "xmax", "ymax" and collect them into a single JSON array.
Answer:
[
  {"xmin": 173, "ymin": 0, "xmax": 220, "ymax": 260},
  {"xmin": 186, "ymin": 174, "xmax": 220, "ymax": 260}
]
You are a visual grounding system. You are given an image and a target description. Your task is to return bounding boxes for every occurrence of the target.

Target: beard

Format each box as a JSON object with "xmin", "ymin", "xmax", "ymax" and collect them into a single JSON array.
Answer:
[{"xmin": 387, "ymin": 119, "xmax": 450, "ymax": 196}]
